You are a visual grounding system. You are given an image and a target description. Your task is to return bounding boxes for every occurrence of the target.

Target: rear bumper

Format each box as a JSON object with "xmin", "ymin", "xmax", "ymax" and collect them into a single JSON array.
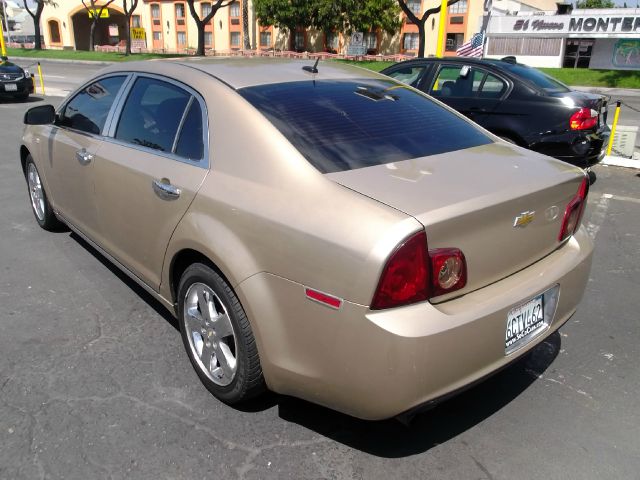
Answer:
[
  {"xmin": 530, "ymin": 128, "xmax": 608, "ymax": 168},
  {"xmin": 238, "ymin": 227, "xmax": 594, "ymax": 420}
]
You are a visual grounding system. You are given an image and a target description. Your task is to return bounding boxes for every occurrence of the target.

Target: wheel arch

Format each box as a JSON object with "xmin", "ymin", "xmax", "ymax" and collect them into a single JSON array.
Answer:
[{"xmin": 20, "ymin": 145, "xmax": 31, "ymax": 177}]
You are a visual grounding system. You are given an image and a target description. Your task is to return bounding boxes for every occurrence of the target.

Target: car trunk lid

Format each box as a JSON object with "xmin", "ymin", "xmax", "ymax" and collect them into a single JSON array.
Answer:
[
  {"xmin": 327, "ymin": 142, "xmax": 585, "ymax": 299},
  {"xmin": 550, "ymin": 90, "xmax": 609, "ymax": 127}
]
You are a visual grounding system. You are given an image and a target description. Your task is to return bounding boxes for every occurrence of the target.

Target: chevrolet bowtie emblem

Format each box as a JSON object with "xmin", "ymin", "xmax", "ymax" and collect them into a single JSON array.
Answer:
[{"xmin": 513, "ymin": 211, "xmax": 535, "ymax": 228}]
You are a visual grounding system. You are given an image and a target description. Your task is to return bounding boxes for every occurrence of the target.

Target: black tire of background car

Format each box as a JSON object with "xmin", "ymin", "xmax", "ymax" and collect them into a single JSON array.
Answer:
[
  {"xmin": 177, "ymin": 263, "xmax": 266, "ymax": 404},
  {"xmin": 24, "ymin": 155, "xmax": 64, "ymax": 231}
]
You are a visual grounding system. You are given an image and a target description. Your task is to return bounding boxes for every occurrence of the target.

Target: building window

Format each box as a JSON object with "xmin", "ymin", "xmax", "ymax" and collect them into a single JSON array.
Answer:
[
  {"xmin": 449, "ymin": 0, "xmax": 467, "ymax": 14},
  {"xmin": 260, "ymin": 31, "xmax": 271, "ymax": 48},
  {"xmin": 48, "ymin": 20, "xmax": 61, "ymax": 44},
  {"xmin": 153, "ymin": 31, "xmax": 162, "ymax": 41},
  {"xmin": 326, "ymin": 32, "xmax": 339, "ymax": 51},
  {"xmin": 403, "ymin": 33, "xmax": 419, "ymax": 51},
  {"xmin": 294, "ymin": 31, "xmax": 305, "ymax": 50},
  {"xmin": 151, "ymin": 4, "xmax": 160, "ymax": 25},
  {"xmin": 201, "ymin": 2, "xmax": 212, "ymax": 17},
  {"xmin": 230, "ymin": 1, "xmax": 240, "ymax": 17},
  {"xmin": 230, "ymin": 31, "xmax": 241, "ymax": 47},
  {"xmin": 131, "ymin": 15, "xmax": 141, "ymax": 28},
  {"xmin": 450, "ymin": 16, "xmax": 464, "ymax": 24},
  {"xmin": 177, "ymin": 31, "xmax": 187, "ymax": 46},
  {"xmin": 446, "ymin": 33, "xmax": 464, "ymax": 52},
  {"xmin": 407, "ymin": 0, "xmax": 421, "ymax": 16},
  {"xmin": 175, "ymin": 3, "xmax": 185, "ymax": 18},
  {"xmin": 363, "ymin": 32, "xmax": 377, "ymax": 49},
  {"xmin": 204, "ymin": 31, "xmax": 213, "ymax": 47}
]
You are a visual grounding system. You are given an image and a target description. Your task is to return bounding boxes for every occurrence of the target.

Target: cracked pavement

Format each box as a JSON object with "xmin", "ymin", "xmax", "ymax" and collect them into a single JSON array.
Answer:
[{"xmin": 1, "ymin": 90, "xmax": 640, "ymax": 479}]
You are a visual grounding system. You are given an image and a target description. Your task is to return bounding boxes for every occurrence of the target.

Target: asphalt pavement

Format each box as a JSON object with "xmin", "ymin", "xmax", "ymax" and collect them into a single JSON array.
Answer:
[{"xmin": 1, "ymin": 71, "xmax": 640, "ymax": 479}]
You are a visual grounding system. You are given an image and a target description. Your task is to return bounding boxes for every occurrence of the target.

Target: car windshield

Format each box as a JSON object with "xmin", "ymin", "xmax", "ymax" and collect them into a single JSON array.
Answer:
[
  {"xmin": 497, "ymin": 62, "xmax": 570, "ymax": 94},
  {"xmin": 239, "ymin": 79, "xmax": 492, "ymax": 173}
]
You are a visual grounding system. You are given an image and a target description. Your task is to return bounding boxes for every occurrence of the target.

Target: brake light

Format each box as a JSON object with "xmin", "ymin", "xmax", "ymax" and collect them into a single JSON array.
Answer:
[
  {"xmin": 570, "ymin": 108, "xmax": 598, "ymax": 130},
  {"xmin": 371, "ymin": 231, "xmax": 467, "ymax": 310},
  {"xmin": 558, "ymin": 177, "xmax": 589, "ymax": 242}
]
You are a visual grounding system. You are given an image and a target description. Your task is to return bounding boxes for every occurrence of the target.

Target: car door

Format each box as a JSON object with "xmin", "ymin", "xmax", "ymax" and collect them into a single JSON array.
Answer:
[
  {"xmin": 94, "ymin": 75, "xmax": 209, "ymax": 290},
  {"xmin": 428, "ymin": 64, "xmax": 508, "ymax": 128},
  {"xmin": 42, "ymin": 75, "xmax": 128, "ymax": 239}
]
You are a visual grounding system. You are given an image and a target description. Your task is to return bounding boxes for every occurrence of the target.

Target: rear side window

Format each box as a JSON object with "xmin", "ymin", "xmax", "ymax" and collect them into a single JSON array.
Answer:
[
  {"xmin": 60, "ymin": 76, "xmax": 126, "ymax": 134},
  {"xmin": 115, "ymin": 77, "xmax": 191, "ymax": 153},
  {"xmin": 385, "ymin": 66, "xmax": 428, "ymax": 87},
  {"xmin": 240, "ymin": 79, "xmax": 491, "ymax": 173},
  {"xmin": 175, "ymin": 100, "xmax": 204, "ymax": 160},
  {"xmin": 497, "ymin": 62, "xmax": 569, "ymax": 94}
]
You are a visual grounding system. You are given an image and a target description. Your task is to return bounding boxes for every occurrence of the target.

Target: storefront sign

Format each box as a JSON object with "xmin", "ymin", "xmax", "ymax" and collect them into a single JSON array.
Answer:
[
  {"xmin": 88, "ymin": 9, "xmax": 110, "ymax": 19},
  {"xmin": 490, "ymin": 14, "xmax": 640, "ymax": 36},
  {"xmin": 131, "ymin": 27, "xmax": 146, "ymax": 40}
]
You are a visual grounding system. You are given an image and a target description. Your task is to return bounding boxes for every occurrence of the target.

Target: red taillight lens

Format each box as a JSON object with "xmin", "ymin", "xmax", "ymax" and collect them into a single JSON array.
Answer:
[
  {"xmin": 570, "ymin": 108, "xmax": 598, "ymax": 130},
  {"xmin": 429, "ymin": 248, "xmax": 467, "ymax": 298},
  {"xmin": 558, "ymin": 177, "xmax": 589, "ymax": 242},
  {"xmin": 371, "ymin": 232, "xmax": 468, "ymax": 310},
  {"xmin": 371, "ymin": 231, "xmax": 429, "ymax": 310}
]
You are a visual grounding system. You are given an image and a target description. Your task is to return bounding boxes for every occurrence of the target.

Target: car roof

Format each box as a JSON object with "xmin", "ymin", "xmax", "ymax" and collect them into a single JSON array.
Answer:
[{"xmin": 106, "ymin": 57, "xmax": 384, "ymax": 90}]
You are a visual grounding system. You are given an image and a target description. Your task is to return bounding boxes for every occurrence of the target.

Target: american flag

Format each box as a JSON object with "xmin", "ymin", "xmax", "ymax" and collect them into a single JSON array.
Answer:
[{"xmin": 456, "ymin": 33, "xmax": 484, "ymax": 58}]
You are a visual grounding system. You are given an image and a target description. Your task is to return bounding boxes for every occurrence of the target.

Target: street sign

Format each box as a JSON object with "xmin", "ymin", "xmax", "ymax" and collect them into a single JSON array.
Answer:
[{"xmin": 347, "ymin": 32, "xmax": 367, "ymax": 55}]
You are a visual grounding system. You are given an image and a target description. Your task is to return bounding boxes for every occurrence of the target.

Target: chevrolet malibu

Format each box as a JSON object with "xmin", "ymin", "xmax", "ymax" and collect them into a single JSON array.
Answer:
[{"xmin": 20, "ymin": 59, "xmax": 593, "ymax": 420}]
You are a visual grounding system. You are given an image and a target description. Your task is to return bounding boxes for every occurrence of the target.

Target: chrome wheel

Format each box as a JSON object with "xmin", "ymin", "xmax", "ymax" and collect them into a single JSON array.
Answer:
[
  {"xmin": 183, "ymin": 282, "xmax": 238, "ymax": 386},
  {"xmin": 27, "ymin": 162, "xmax": 45, "ymax": 222}
]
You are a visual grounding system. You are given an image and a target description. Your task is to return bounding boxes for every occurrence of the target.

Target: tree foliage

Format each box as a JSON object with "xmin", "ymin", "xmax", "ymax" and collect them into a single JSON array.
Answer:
[
  {"xmin": 253, "ymin": 0, "xmax": 400, "ymax": 39},
  {"xmin": 576, "ymin": 0, "xmax": 615, "ymax": 7}
]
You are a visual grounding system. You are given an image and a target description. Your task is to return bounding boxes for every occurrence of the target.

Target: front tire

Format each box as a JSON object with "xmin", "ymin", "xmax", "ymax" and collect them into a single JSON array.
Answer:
[
  {"xmin": 177, "ymin": 263, "xmax": 265, "ymax": 404},
  {"xmin": 25, "ymin": 155, "xmax": 62, "ymax": 231}
]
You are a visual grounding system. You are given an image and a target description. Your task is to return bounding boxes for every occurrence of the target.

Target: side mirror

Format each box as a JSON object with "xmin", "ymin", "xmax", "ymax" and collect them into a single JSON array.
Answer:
[{"xmin": 24, "ymin": 104, "xmax": 56, "ymax": 125}]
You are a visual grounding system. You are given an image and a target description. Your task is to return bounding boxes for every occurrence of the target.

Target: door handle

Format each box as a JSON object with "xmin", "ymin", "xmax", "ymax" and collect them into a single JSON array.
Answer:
[
  {"xmin": 75, "ymin": 149, "xmax": 94, "ymax": 165},
  {"xmin": 152, "ymin": 178, "xmax": 181, "ymax": 201}
]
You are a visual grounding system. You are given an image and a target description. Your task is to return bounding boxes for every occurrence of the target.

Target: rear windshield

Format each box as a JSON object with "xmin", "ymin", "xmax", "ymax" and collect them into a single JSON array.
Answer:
[
  {"xmin": 497, "ymin": 62, "xmax": 570, "ymax": 94},
  {"xmin": 239, "ymin": 79, "xmax": 492, "ymax": 173}
]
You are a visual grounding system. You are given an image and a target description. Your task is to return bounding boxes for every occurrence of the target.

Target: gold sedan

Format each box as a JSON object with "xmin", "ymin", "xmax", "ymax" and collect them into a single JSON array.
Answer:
[{"xmin": 20, "ymin": 59, "xmax": 593, "ymax": 420}]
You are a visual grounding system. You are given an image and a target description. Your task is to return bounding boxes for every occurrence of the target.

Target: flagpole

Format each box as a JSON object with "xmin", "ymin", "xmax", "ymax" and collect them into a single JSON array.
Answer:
[{"xmin": 435, "ymin": 0, "xmax": 448, "ymax": 58}]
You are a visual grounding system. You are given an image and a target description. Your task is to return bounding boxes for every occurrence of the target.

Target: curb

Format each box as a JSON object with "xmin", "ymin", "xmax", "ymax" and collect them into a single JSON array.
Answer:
[
  {"xmin": 9, "ymin": 56, "xmax": 116, "ymax": 66},
  {"xmin": 574, "ymin": 86, "xmax": 640, "ymax": 98},
  {"xmin": 602, "ymin": 155, "xmax": 640, "ymax": 169}
]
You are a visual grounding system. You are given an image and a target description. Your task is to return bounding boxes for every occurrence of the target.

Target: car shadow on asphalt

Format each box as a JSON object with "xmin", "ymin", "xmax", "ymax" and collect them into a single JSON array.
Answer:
[
  {"xmin": 69, "ymin": 230, "xmax": 561, "ymax": 457},
  {"xmin": 0, "ymin": 95, "xmax": 45, "ymax": 104}
]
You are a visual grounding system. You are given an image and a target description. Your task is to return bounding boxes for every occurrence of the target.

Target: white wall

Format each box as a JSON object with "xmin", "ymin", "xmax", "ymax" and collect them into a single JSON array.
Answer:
[{"xmin": 484, "ymin": 53, "xmax": 562, "ymax": 67}]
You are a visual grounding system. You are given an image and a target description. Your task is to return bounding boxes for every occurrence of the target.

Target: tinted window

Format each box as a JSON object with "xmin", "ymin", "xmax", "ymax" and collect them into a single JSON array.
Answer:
[
  {"xmin": 240, "ymin": 79, "xmax": 492, "ymax": 174},
  {"xmin": 496, "ymin": 62, "xmax": 569, "ymax": 93},
  {"xmin": 175, "ymin": 100, "xmax": 204, "ymax": 160},
  {"xmin": 60, "ymin": 76, "xmax": 126, "ymax": 134},
  {"xmin": 479, "ymin": 73, "xmax": 507, "ymax": 98},
  {"xmin": 385, "ymin": 66, "xmax": 427, "ymax": 88},
  {"xmin": 115, "ymin": 77, "xmax": 191, "ymax": 153}
]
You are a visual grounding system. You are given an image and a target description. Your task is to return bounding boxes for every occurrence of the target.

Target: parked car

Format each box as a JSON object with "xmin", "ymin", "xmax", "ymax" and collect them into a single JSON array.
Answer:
[
  {"xmin": 0, "ymin": 57, "xmax": 33, "ymax": 101},
  {"xmin": 381, "ymin": 57, "xmax": 608, "ymax": 168},
  {"xmin": 20, "ymin": 59, "xmax": 593, "ymax": 420}
]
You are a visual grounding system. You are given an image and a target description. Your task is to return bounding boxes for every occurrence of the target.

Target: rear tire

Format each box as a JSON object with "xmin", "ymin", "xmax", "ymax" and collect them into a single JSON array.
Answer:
[
  {"xmin": 177, "ymin": 263, "xmax": 265, "ymax": 404},
  {"xmin": 25, "ymin": 155, "xmax": 63, "ymax": 231}
]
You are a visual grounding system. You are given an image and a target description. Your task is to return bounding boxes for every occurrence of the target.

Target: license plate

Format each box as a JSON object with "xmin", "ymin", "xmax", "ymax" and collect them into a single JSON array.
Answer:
[
  {"xmin": 4, "ymin": 83, "xmax": 18, "ymax": 91},
  {"xmin": 505, "ymin": 294, "xmax": 546, "ymax": 354}
]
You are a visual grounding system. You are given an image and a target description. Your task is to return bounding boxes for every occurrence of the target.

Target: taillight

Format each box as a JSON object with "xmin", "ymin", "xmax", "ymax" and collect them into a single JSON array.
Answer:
[
  {"xmin": 558, "ymin": 177, "xmax": 589, "ymax": 242},
  {"xmin": 570, "ymin": 108, "xmax": 598, "ymax": 130},
  {"xmin": 371, "ymin": 231, "xmax": 467, "ymax": 310}
]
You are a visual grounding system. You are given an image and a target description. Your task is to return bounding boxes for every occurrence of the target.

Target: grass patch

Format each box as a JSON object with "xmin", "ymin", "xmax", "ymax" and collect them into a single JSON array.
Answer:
[
  {"xmin": 5, "ymin": 47, "xmax": 186, "ymax": 62},
  {"xmin": 539, "ymin": 68, "xmax": 640, "ymax": 89}
]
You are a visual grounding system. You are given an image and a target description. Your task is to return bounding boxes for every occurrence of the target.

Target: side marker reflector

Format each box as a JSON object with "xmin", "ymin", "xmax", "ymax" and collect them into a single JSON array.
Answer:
[{"xmin": 305, "ymin": 288, "xmax": 342, "ymax": 309}]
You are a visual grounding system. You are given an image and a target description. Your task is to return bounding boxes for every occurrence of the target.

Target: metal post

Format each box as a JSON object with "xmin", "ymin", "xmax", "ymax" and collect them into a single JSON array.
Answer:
[
  {"xmin": 1, "ymin": 0, "xmax": 10, "ymax": 46},
  {"xmin": 606, "ymin": 101, "xmax": 621, "ymax": 157},
  {"xmin": 37, "ymin": 61, "xmax": 45, "ymax": 95},
  {"xmin": 436, "ymin": 0, "xmax": 448, "ymax": 57},
  {"xmin": 0, "ymin": 12, "xmax": 6, "ymax": 57}
]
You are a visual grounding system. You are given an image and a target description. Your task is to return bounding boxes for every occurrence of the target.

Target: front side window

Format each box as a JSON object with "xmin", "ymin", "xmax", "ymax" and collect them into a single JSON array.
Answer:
[
  {"xmin": 239, "ymin": 79, "xmax": 491, "ymax": 173},
  {"xmin": 385, "ymin": 66, "xmax": 427, "ymax": 88},
  {"xmin": 59, "ymin": 76, "xmax": 127, "ymax": 134},
  {"xmin": 115, "ymin": 77, "xmax": 194, "ymax": 155}
]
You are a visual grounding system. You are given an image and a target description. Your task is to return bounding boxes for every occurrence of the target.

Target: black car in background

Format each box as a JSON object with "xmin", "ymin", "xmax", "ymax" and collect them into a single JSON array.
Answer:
[
  {"xmin": 381, "ymin": 57, "xmax": 608, "ymax": 168},
  {"xmin": 0, "ymin": 58, "xmax": 34, "ymax": 101}
]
